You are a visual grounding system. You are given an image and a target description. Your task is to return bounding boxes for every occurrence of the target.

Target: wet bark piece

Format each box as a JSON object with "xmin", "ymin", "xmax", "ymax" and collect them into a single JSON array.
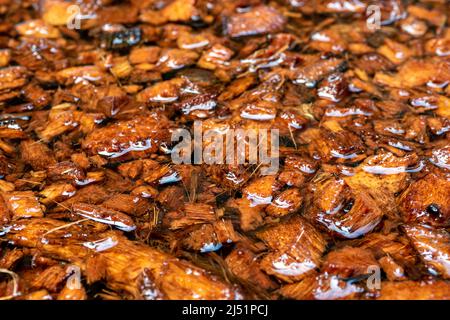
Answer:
[
  {"xmin": 354, "ymin": 53, "xmax": 395, "ymax": 75},
  {"xmin": 47, "ymin": 161, "xmax": 85, "ymax": 183},
  {"xmin": 317, "ymin": 0, "xmax": 367, "ymax": 13},
  {"xmin": 22, "ymin": 290, "xmax": 53, "ymax": 300},
  {"xmin": 167, "ymin": 203, "xmax": 216, "ymax": 230},
  {"xmin": 408, "ymin": 5, "xmax": 447, "ymax": 27},
  {"xmin": 20, "ymin": 140, "xmax": 56, "ymax": 171},
  {"xmin": 98, "ymin": 6, "xmax": 139, "ymax": 26},
  {"xmin": 374, "ymin": 58, "xmax": 450, "ymax": 88},
  {"xmin": 279, "ymin": 272, "xmax": 318, "ymax": 300},
  {"xmin": 225, "ymin": 175, "xmax": 282, "ymax": 231},
  {"xmin": 82, "ymin": 113, "xmax": 172, "ymax": 160},
  {"xmin": 31, "ymin": 265, "xmax": 67, "ymax": 292},
  {"xmin": 0, "ymin": 249, "xmax": 24, "ymax": 270},
  {"xmin": 317, "ymin": 72, "xmax": 348, "ymax": 102},
  {"xmin": 299, "ymin": 122, "xmax": 366, "ymax": 163},
  {"xmin": 2, "ymin": 191, "xmax": 44, "ymax": 219},
  {"xmin": 256, "ymin": 216, "xmax": 327, "ymax": 282},
  {"xmin": 430, "ymin": 145, "xmax": 450, "ymax": 170},
  {"xmin": 356, "ymin": 233, "xmax": 420, "ymax": 277},
  {"xmin": 266, "ymin": 188, "xmax": 303, "ymax": 217},
  {"xmin": 101, "ymin": 194, "xmax": 148, "ymax": 217},
  {"xmin": 278, "ymin": 155, "xmax": 316, "ymax": 187},
  {"xmin": 243, "ymin": 175, "xmax": 281, "ymax": 207},
  {"xmin": 3, "ymin": 218, "xmax": 243, "ymax": 300},
  {"xmin": 344, "ymin": 152, "xmax": 412, "ymax": 219},
  {"xmin": 51, "ymin": 185, "xmax": 109, "ymax": 213},
  {"xmin": 226, "ymin": 197, "xmax": 265, "ymax": 232},
  {"xmin": 399, "ymin": 172, "xmax": 450, "ymax": 227},
  {"xmin": 160, "ymin": 0, "xmax": 199, "ymax": 23},
  {"xmin": 322, "ymin": 247, "xmax": 378, "ymax": 278},
  {"xmin": 136, "ymin": 78, "xmax": 188, "ymax": 103},
  {"xmin": 0, "ymin": 193, "xmax": 10, "ymax": 226},
  {"xmin": 305, "ymin": 174, "xmax": 384, "ymax": 239},
  {"xmin": 39, "ymin": 183, "xmax": 76, "ymax": 206},
  {"xmin": 181, "ymin": 218, "xmax": 239, "ymax": 252},
  {"xmin": 378, "ymin": 255, "xmax": 406, "ymax": 281},
  {"xmin": 294, "ymin": 247, "xmax": 377, "ymax": 300},
  {"xmin": 72, "ymin": 203, "xmax": 136, "ymax": 232},
  {"xmin": 0, "ymin": 0, "xmax": 449, "ymax": 300},
  {"xmin": 0, "ymin": 119, "xmax": 27, "ymax": 139},
  {"xmin": 182, "ymin": 223, "xmax": 220, "ymax": 252},
  {"xmin": 15, "ymin": 19, "xmax": 61, "ymax": 39},
  {"xmin": 292, "ymin": 58, "xmax": 344, "ymax": 87},
  {"xmin": 56, "ymin": 66, "xmax": 107, "ymax": 85},
  {"xmin": 22, "ymin": 83, "xmax": 51, "ymax": 108},
  {"xmin": 37, "ymin": 107, "xmax": 82, "ymax": 142},
  {"xmin": 57, "ymin": 282, "xmax": 87, "ymax": 300},
  {"xmin": 0, "ymin": 50, "xmax": 10, "ymax": 68},
  {"xmin": 403, "ymin": 224, "xmax": 450, "ymax": 279},
  {"xmin": 156, "ymin": 48, "xmax": 199, "ymax": 74},
  {"xmin": 197, "ymin": 44, "xmax": 234, "ymax": 71},
  {"xmin": 42, "ymin": 1, "xmax": 78, "ymax": 26},
  {"xmin": 0, "ymin": 66, "xmax": 28, "ymax": 92},
  {"xmin": 129, "ymin": 46, "xmax": 161, "ymax": 65},
  {"xmin": 226, "ymin": 6, "xmax": 286, "ymax": 38},
  {"xmin": 225, "ymin": 247, "xmax": 278, "ymax": 292}
]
